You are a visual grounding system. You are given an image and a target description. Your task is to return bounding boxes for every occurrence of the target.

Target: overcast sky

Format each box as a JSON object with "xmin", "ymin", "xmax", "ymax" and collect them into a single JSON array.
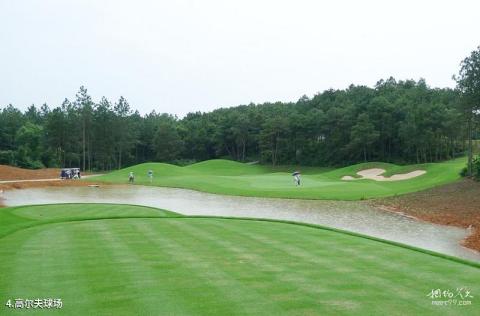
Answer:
[{"xmin": 1, "ymin": 0, "xmax": 479, "ymax": 117}]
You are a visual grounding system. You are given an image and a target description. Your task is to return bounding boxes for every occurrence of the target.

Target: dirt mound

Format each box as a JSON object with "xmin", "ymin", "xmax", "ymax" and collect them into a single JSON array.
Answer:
[
  {"xmin": 342, "ymin": 168, "xmax": 426, "ymax": 181},
  {"xmin": 0, "ymin": 165, "xmax": 98, "ymax": 208},
  {"xmin": 0, "ymin": 180, "xmax": 97, "ymax": 191},
  {"xmin": 376, "ymin": 179, "xmax": 480, "ymax": 252},
  {"xmin": 0, "ymin": 165, "xmax": 60, "ymax": 181}
]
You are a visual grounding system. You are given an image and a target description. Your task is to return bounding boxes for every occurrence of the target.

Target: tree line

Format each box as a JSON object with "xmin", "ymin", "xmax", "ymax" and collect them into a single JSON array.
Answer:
[
  {"xmin": 0, "ymin": 78, "xmax": 474, "ymax": 171},
  {"xmin": 0, "ymin": 47, "xmax": 478, "ymax": 172}
]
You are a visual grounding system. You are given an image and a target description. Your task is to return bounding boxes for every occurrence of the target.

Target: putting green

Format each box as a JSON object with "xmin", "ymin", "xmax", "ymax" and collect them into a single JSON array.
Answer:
[
  {"xmin": 0, "ymin": 204, "xmax": 478, "ymax": 315},
  {"xmin": 95, "ymin": 158, "xmax": 465, "ymax": 200}
]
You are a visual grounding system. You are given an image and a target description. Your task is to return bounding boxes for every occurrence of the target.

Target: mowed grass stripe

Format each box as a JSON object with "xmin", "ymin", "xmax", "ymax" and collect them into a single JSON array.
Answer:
[
  {"xmin": 1, "ymin": 222, "xmax": 94, "ymax": 314},
  {"xmin": 188, "ymin": 218, "xmax": 479, "ymax": 314},
  {"xmin": 165, "ymin": 219, "xmax": 345, "ymax": 314},
  {"xmin": 86, "ymin": 220, "xmax": 190, "ymax": 315},
  {"xmin": 1, "ymin": 204, "xmax": 479, "ymax": 315},
  {"xmin": 163, "ymin": 219, "xmax": 322, "ymax": 313},
  {"xmin": 131, "ymin": 219, "xmax": 285, "ymax": 315},
  {"xmin": 203, "ymin": 219, "xmax": 437, "ymax": 314},
  {"xmin": 125, "ymin": 219, "xmax": 255, "ymax": 315}
]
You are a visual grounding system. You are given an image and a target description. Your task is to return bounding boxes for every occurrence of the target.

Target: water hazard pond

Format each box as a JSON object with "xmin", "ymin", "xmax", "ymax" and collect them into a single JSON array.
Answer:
[{"xmin": 2, "ymin": 185, "xmax": 479, "ymax": 262}]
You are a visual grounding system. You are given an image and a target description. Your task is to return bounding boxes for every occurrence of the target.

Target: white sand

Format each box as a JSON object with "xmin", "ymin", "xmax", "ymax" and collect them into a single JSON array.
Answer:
[{"xmin": 341, "ymin": 168, "xmax": 426, "ymax": 181}]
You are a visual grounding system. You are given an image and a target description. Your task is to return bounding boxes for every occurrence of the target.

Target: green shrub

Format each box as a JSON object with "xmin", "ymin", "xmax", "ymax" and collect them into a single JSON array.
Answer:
[
  {"xmin": 0, "ymin": 150, "xmax": 14, "ymax": 165},
  {"xmin": 14, "ymin": 146, "xmax": 44, "ymax": 169},
  {"xmin": 473, "ymin": 156, "xmax": 480, "ymax": 180},
  {"xmin": 462, "ymin": 156, "xmax": 480, "ymax": 180}
]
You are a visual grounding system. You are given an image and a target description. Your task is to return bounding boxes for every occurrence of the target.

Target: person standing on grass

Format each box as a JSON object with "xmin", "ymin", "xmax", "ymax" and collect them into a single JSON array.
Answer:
[
  {"xmin": 129, "ymin": 171, "xmax": 135, "ymax": 183},
  {"xmin": 292, "ymin": 171, "xmax": 301, "ymax": 186},
  {"xmin": 148, "ymin": 169, "xmax": 153, "ymax": 183},
  {"xmin": 295, "ymin": 174, "xmax": 301, "ymax": 186}
]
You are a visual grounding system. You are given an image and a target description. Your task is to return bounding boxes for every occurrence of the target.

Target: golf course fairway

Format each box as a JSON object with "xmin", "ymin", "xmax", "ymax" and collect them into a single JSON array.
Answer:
[
  {"xmin": 95, "ymin": 158, "xmax": 465, "ymax": 200},
  {"xmin": 0, "ymin": 204, "xmax": 478, "ymax": 315}
]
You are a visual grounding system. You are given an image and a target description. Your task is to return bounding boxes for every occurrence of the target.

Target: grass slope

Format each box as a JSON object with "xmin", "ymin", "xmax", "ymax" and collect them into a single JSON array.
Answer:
[
  {"xmin": 0, "ymin": 203, "xmax": 478, "ymax": 315},
  {"xmin": 95, "ymin": 158, "xmax": 465, "ymax": 200}
]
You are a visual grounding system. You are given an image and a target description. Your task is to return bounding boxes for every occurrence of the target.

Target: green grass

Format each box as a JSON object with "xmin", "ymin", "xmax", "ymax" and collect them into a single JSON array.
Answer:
[
  {"xmin": 0, "ymin": 203, "xmax": 478, "ymax": 315},
  {"xmin": 95, "ymin": 158, "xmax": 466, "ymax": 200}
]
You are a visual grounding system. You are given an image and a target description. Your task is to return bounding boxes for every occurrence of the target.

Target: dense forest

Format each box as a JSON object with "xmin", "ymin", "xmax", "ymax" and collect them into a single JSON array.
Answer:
[{"xmin": 0, "ymin": 77, "xmax": 477, "ymax": 171}]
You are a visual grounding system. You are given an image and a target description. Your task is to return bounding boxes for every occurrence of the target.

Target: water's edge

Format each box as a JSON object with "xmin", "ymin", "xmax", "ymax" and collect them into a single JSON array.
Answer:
[{"xmin": 2, "ymin": 185, "xmax": 478, "ymax": 262}]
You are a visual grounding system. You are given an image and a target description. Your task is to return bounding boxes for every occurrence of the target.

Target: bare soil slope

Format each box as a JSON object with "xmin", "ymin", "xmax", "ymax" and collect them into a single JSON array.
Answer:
[
  {"xmin": 0, "ymin": 165, "xmax": 60, "ymax": 180},
  {"xmin": 0, "ymin": 165, "xmax": 98, "ymax": 206},
  {"xmin": 376, "ymin": 179, "xmax": 480, "ymax": 251}
]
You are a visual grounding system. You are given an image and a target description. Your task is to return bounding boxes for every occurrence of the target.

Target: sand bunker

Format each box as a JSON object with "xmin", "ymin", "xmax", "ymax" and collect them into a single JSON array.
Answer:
[{"xmin": 342, "ymin": 168, "xmax": 426, "ymax": 181}]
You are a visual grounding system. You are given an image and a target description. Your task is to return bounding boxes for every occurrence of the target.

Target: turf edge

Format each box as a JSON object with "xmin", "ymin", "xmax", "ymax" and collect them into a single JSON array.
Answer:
[{"xmin": 1, "ymin": 203, "xmax": 479, "ymax": 269}]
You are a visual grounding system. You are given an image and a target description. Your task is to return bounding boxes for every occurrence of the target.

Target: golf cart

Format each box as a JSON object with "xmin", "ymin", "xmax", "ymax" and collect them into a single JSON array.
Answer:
[{"xmin": 60, "ymin": 168, "xmax": 81, "ymax": 180}]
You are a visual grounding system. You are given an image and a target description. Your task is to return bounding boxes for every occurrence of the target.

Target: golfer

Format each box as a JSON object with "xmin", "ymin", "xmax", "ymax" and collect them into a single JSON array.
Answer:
[
  {"xmin": 148, "ymin": 169, "xmax": 153, "ymax": 183},
  {"xmin": 128, "ymin": 171, "xmax": 135, "ymax": 183},
  {"xmin": 292, "ymin": 171, "xmax": 301, "ymax": 186}
]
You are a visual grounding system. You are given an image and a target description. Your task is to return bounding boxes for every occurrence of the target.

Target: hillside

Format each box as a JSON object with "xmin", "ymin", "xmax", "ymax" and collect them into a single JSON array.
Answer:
[
  {"xmin": 95, "ymin": 158, "xmax": 466, "ymax": 200},
  {"xmin": 0, "ymin": 165, "xmax": 60, "ymax": 181},
  {"xmin": 377, "ymin": 178, "xmax": 480, "ymax": 251}
]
